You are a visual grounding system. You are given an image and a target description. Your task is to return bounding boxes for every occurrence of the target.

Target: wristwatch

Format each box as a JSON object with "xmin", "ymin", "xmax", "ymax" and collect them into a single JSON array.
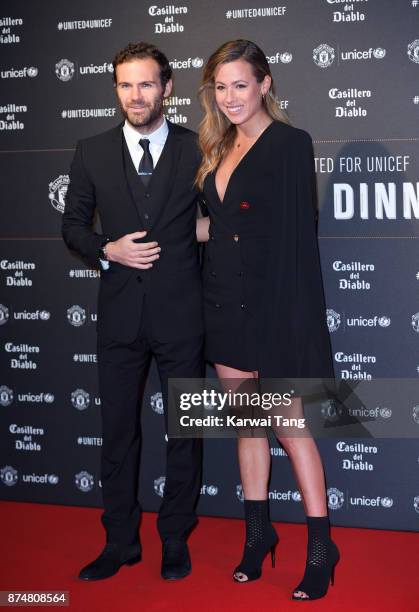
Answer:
[{"xmin": 99, "ymin": 238, "xmax": 111, "ymax": 261}]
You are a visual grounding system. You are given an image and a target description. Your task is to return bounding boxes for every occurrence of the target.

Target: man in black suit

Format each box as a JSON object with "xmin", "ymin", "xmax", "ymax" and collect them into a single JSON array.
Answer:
[{"xmin": 62, "ymin": 42, "xmax": 204, "ymax": 581}]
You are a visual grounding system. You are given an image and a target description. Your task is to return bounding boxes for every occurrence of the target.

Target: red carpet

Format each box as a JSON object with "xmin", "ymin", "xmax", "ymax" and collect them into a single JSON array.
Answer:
[{"xmin": 0, "ymin": 501, "xmax": 417, "ymax": 611}]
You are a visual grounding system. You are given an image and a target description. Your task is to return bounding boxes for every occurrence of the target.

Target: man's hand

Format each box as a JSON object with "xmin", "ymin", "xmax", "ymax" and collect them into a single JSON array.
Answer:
[{"xmin": 106, "ymin": 231, "xmax": 161, "ymax": 269}]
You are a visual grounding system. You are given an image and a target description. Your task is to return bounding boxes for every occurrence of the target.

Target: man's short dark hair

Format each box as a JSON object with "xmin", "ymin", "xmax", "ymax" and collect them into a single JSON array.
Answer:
[{"xmin": 112, "ymin": 42, "xmax": 172, "ymax": 87}]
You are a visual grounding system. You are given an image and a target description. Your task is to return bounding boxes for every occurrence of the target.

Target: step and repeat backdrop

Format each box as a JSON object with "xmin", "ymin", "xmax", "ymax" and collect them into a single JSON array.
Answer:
[{"xmin": 0, "ymin": 0, "xmax": 418, "ymax": 531}]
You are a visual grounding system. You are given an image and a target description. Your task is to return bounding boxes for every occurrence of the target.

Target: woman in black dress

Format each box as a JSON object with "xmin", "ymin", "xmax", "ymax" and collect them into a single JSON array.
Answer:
[{"xmin": 196, "ymin": 40, "xmax": 339, "ymax": 600}]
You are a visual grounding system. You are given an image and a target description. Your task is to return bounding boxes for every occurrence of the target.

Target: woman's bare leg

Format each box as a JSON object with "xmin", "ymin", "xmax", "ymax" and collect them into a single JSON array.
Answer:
[
  {"xmin": 215, "ymin": 363, "xmax": 270, "ymax": 500},
  {"xmin": 273, "ymin": 397, "xmax": 327, "ymax": 516},
  {"xmin": 215, "ymin": 363, "xmax": 272, "ymax": 582}
]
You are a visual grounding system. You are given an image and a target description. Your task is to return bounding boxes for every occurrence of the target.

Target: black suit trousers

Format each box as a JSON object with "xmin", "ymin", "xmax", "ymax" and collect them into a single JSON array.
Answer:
[{"xmin": 97, "ymin": 298, "xmax": 204, "ymax": 546}]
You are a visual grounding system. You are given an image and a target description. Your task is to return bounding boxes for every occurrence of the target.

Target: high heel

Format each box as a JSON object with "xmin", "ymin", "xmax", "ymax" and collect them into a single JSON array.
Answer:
[
  {"xmin": 233, "ymin": 499, "xmax": 279, "ymax": 583},
  {"xmin": 271, "ymin": 543, "xmax": 276, "ymax": 569},
  {"xmin": 292, "ymin": 542, "xmax": 339, "ymax": 600},
  {"xmin": 292, "ymin": 516, "xmax": 340, "ymax": 601},
  {"xmin": 330, "ymin": 563, "xmax": 335, "ymax": 586},
  {"xmin": 233, "ymin": 530, "xmax": 279, "ymax": 582}
]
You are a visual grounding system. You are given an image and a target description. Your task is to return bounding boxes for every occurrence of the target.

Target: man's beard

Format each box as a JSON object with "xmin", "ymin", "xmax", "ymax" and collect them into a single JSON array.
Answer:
[{"xmin": 120, "ymin": 96, "xmax": 164, "ymax": 129}]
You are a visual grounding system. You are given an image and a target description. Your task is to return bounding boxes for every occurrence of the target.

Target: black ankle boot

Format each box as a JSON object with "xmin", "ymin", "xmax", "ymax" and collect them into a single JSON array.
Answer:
[
  {"xmin": 292, "ymin": 515, "xmax": 340, "ymax": 600},
  {"xmin": 233, "ymin": 499, "xmax": 279, "ymax": 583}
]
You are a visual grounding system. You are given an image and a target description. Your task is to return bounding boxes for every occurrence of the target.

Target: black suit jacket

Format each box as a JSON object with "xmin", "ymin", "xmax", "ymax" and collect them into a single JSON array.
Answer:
[{"xmin": 62, "ymin": 121, "xmax": 203, "ymax": 343}]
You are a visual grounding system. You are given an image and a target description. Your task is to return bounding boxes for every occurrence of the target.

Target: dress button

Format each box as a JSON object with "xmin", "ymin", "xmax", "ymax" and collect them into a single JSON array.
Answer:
[
  {"xmin": 210, "ymin": 236, "xmax": 216, "ymax": 241},
  {"xmin": 240, "ymin": 201, "xmax": 250, "ymax": 210},
  {"xmin": 233, "ymin": 234, "xmax": 240, "ymax": 242},
  {"xmin": 145, "ymin": 193, "xmax": 150, "ymax": 198},
  {"xmin": 215, "ymin": 303, "xmax": 221, "ymax": 308},
  {"xmin": 241, "ymin": 303, "xmax": 246, "ymax": 309},
  {"xmin": 144, "ymin": 213, "xmax": 149, "ymax": 220}
]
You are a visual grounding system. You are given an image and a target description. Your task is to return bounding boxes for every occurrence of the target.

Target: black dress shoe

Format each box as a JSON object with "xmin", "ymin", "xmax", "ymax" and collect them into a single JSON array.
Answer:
[
  {"xmin": 79, "ymin": 542, "xmax": 141, "ymax": 581},
  {"xmin": 161, "ymin": 540, "xmax": 191, "ymax": 580}
]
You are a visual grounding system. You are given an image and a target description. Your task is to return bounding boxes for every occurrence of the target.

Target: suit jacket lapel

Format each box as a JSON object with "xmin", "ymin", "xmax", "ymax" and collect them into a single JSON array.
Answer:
[
  {"xmin": 122, "ymin": 134, "xmax": 150, "ymax": 223},
  {"xmin": 146, "ymin": 121, "xmax": 182, "ymax": 229},
  {"xmin": 106, "ymin": 124, "xmax": 143, "ymax": 224}
]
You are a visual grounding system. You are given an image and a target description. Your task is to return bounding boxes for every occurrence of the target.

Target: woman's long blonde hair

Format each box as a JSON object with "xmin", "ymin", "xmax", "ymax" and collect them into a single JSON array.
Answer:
[{"xmin": 195, "ymin": 39, "xmax": 289, "ymax": 190}]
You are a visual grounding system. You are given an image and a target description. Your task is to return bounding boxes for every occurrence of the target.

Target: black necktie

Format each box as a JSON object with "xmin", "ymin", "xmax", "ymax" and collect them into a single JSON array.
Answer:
[{"xmin": 138, "ymin": 139, "xmax": 153, "ymax": 186}]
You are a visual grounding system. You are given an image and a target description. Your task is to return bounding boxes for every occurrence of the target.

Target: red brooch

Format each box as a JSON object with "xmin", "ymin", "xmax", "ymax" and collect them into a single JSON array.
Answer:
[{"xmin": 240, "ymin": 201, "xmax": 250, "ymax": 210}]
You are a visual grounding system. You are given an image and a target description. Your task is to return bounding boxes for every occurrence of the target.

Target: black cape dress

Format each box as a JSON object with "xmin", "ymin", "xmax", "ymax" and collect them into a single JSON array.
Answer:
[{"xmin": 202, "ymin": 120, "xmax": 334, "ymax": 379}]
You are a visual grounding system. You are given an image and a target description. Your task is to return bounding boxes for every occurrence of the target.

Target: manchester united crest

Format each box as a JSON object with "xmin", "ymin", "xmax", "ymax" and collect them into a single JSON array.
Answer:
[
  {"xmin": 55, "ymin": 58, "xmax": 75, "ymax": 82},
  {"xmin": 407, "ymin": 40, "xmax": 419, "ymax": 64},
  {"xmin": 49, "ymin": 174, "xmax": 69, "ymax": 213},
  {"xmin": 67, "ymin": 305, "xmax": 86, "ymax": 327},
  {"xmin": 313, "ymin": 44, "xmax": 335, "ymax": 68}
]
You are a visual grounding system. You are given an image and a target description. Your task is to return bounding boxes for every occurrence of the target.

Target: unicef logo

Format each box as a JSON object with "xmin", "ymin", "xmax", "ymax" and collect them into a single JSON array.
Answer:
[
  {"xmin": 0, "ymin": 466, "xmax": 18, "ymax": 487},
  {"xmin": 321, "ymin": 399, "xmax": 343, "ymax": 421},
  {"xmin": 75, "ymin": 470, "xmax": 94, "ymax": 492},
  {"xmin": 292, "ymin": 490, "xmax": 302, "ymax": 502},
  {"xmin": 381, "ymin": 497, "xmax": 393, "ymax": 508},
  {"xmin": 55, "ymin": 59, "xmax": 75, "ymax": 82},
  {"xmin": 39, "ymin": 310, "xmax": 51, "ymax": 321},
  {"xmin": 67, "ymin": 305, "xmax": 86, "ymax": 327},
  {"xmin": 373, "ymin": 48, "xmax": 386, "ymax": 60},
  {"xmin": 49, "ymin": 174, "xmax": 69, "ymax": 213},
  {"xmin": 48, "ymin": 474, "xmax": 59, "ymax": 485},
  {"xmin": 0, "ymin": 304, "xmax": 10, "ymax": 326},
  {"xmin": 236, "ymin": 484, "xmax": 244, "ymax": 502},
  {"xmin": 154, "ymin": 476, "xmax": 166, "ymax": 498},
  {"xmin": 27, "ymin": 67, "xmax": 38, "ymax": 77},
  {"xmin": 411, "ymin": 313, "xmax": 419, "ymax": 333},
  {"xmin": 327, "ymin": 487, "xmax": 344, "ymax": 510},
  {"xmin": 207, "ymin": 485, "xmax": 218, "ymax": 496},
  {"xmin": 326, "ymin": 309, "xmax": 341, "ymax": 332},
  {"xmin": 0, "ymin": 386, "xmax": 14, "ymax": 407},
  {"xmin": 191, "ymin": 57, "xmax": 203, "ymax": 68},
  {"xmin": 407, "ymin": 40, "xmax": 419, "ymax": 64},
  {"xmin": 379, "ymin": 407, "xmax": 392, "ymax": 419},
  {"xmin": 71, "ymin": 389, "xmax": 90, "ymax": 411},
  {"xmin": 414, "ymin": 496, "xmax": 419, "ymax": 514},
  {"xmin": 313, "ymin": 44, "xmax": 335, "ymax": 68},
  {"xmin": 280, "ymin": 52, "xmax": 292, "ymax": 63},
  {"xmin": 378, "ymin": 316, "xmax": 391, "ymax": 328},
  {"xmin": 150, "ymin": 392, "xmax": 164, "ymax": 415},
  {"xmin": 44, "ymin": 393, "xmax": 55, "ymax": 403},
  {"xmin": 412, "ymin": 405, "xmax": 419, "ymax": 425}
]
